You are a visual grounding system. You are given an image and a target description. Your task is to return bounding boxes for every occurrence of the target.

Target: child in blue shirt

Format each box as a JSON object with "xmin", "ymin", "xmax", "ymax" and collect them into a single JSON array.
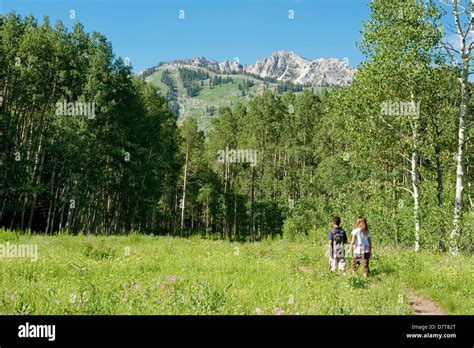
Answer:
[{"xmin": 328, "ymin": 216, "xmax": 348, "ymax": 274}]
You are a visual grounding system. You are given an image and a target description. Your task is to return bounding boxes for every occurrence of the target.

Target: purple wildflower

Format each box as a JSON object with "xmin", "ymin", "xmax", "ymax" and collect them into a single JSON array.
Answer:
[{"xmin": 166, "ymin": 275, "xmax": 178, "ymax": 283}]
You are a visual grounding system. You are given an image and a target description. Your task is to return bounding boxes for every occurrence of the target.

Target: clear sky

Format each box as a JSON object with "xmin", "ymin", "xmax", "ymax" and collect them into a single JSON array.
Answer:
[{"xmin": 1, "ymin": 0, "xmax": 456, "ymax": 75}]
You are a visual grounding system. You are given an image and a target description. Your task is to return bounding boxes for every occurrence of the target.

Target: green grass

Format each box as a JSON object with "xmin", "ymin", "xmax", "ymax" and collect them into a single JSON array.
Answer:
[
  {"xmin": 147, "ymin": 69, "xmax": 169, "ymax": 95},
  {"xmin": 0, "ymin": 230, "xmax": 471, "ymax": 315}
]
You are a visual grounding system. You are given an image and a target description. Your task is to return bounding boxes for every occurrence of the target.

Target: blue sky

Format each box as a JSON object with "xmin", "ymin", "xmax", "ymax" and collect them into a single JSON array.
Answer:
[{"xmin": 2, "ymin": 0, "xmax": 456, "ymax": 75}]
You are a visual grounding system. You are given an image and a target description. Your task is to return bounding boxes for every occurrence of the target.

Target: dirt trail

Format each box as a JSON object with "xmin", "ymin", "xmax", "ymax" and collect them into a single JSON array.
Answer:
[
  {"xmin": 408, "ymin": 291, "xmax": 445, "ymax": 315},
  {"xmin": 297, "ymin": 264, "xmax": 446, "ymax": 315}
]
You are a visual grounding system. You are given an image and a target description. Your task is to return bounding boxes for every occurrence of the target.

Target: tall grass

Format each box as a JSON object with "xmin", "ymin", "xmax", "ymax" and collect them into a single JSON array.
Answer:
[{"xmin": 0, "ymin": 230, "xmax": 471, "ymax": 315}]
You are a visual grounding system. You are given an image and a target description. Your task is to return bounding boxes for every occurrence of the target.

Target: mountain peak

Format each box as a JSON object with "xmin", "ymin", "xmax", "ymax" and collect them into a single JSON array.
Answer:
[
  {"xmin": 153, "ymin": 51, "xmax": 354, "ymax": 87},
  {"xmin": 272, "ymin": 50, "xmax": 303, "ymax": 58},
  {"xmin": 243, "ymin": 51, "xmax": 353, "ymax": 86}
]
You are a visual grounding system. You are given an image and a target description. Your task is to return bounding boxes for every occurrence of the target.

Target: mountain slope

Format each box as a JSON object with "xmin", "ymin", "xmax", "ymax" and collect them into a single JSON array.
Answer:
[
  {"xmin": 244, "ymin": 51, "xmax": 311, "ymax": 82},
  {"xmin": 139, "ymin": 51, "xmax": 355, "ymax": 130},
  {"xmin": 141, "ymin": 51, "xmax": 355, "ymax": 87}
]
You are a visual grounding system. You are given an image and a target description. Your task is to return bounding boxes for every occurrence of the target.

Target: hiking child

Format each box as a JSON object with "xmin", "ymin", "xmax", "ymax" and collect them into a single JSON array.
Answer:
[
  {"xmin": 328, "ymin": 216, "xmax": 348, "ymax": 274},
  {"xmin": 348, "ymin": 216, "xmax": 372, "ymax": 277}
]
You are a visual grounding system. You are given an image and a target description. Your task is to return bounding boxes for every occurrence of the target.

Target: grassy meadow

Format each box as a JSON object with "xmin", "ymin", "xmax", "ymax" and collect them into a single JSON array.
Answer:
[{"xmin": 0, "ymin": 229, "xmax": 472, "ymax": 315}]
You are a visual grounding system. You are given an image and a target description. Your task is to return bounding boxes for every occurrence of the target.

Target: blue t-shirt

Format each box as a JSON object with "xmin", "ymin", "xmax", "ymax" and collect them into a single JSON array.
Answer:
[{"xmin": 328, "ymin": 227, "xmax": 347, "ymax": 246}]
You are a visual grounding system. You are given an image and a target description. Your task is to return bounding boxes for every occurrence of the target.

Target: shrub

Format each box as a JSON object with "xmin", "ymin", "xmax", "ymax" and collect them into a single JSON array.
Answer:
[{"xmin": 0, "ymin": 228, "xmax": 19, "ymax": 242}]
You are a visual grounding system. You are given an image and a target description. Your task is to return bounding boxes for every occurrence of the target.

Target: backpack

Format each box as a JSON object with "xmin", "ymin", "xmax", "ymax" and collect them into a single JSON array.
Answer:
[{"xmin": 331, "ymin": 228, "xmax": 346, "ymax": 258}]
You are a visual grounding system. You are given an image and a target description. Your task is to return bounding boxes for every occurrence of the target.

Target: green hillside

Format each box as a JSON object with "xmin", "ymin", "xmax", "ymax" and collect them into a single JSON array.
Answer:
[{"xmin": 145, "ymin": 65, "xmax": 317, "ymax": 131}]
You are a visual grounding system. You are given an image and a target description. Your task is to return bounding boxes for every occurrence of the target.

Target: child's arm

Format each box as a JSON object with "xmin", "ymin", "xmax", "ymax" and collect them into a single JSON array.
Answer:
[
  {"xmin": 348, "ymin": 235, "xmax": 355, "ymax": 252},
  {"xmin": 327, "ymin": 230, "xmax": 333, "ymax": 255}
]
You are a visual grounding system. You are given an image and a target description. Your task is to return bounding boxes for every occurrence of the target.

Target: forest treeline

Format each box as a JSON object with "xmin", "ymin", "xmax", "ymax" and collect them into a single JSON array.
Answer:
[
  {"xmin": 0, "ymin": 13, "xmax": 181, "ymax": 235},
  {"xmin": 0, "ymin": 0, "xmax": 472, "ymax": 253}
]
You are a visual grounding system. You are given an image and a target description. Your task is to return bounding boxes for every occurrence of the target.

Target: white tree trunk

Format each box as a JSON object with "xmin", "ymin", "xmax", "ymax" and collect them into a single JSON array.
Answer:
[
  {"xmin": 180, "ymin": 145, "xmax": 188, "ymax": 231},
  {"xmin": 410, "ymin": 93, "xmax": 421, "ymax": 252},
  {"xmin": 412, "ymin": 149, "xmax": 421, "ymax": 252},
  {"xmin": 450, "ymin": 66, "xmax": 469, "ymax": 255},
  {"xmin": 447, "ymin": 0, "xmax": 473, "ymax": 255}
]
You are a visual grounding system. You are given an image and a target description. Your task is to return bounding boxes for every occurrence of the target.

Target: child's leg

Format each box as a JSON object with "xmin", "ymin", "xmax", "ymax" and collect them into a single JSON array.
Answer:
[
  {"xmin": 330, "ymin": 256, "xmax": 336, "ymax": 272},
  {"xmin": 352, "ymin": 254, "xmax": 359, "ymax": 274},
  {"xmin": 362, "ymin": 252, "xmax": 371, "ymax": 277},
  {"xmin": 338, "ymin": 257, "xmax": 346, "ymax": 272}
]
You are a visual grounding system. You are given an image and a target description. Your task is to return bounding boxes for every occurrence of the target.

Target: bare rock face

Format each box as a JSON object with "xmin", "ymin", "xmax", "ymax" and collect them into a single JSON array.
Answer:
[
  {"xmin": 185, "ymin": 56, "xmax": 221, "ymax": 71},
  {"xmin": 244, "ymin": 51, "xmax": 354, "ymax": 86},
  {"xmin": 244, "ymin": 51, "xmax": 311, "ymax": 81},
  {"xmin": 218, "ymin": 60, "xmax": 243, "ymax": 74},
  {"xmin": 294, "ymin": 58, "xmax": 354, "ymax": 86},
  {"xmin": 158, "ymin": 56, "xmax": 243, "ymax": 74},
  {"xmin": 152, "ymin": 51, "xmax": 355, "ymax": 87}
]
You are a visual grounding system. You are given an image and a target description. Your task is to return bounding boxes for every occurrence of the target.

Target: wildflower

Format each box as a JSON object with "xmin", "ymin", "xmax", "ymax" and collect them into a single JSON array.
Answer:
[
  {"xmin": 275, "ymin": 308, "xmax": 283, "ymax": 315},
  {"xmin": 234, "ymin": 247, "xmax": 240, "ymax": 256},
  {"xmin": 69, "ymin": 293, "xmax": 77, "ymax": 304},
  {"xmin": 132, "ymin": 282, "xmax": 140, "ymax": 290},
  {"xmin": 166, "ymin": 275, "xmax": 178, "ymax": 283},
  {"xmin": 54, "ymin": 299, "xmax": 60, "ymax": 305},
  {"xmin": 288, "ymin": 294, "xmax": 295, "ymax": 305},
  {"xmin": 255, "ymin": 308, "xmax": 261, "ymax": 314},
  {"xmin": 295, "ymin": 312, "xmax": 300, "ymax": 315}
]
